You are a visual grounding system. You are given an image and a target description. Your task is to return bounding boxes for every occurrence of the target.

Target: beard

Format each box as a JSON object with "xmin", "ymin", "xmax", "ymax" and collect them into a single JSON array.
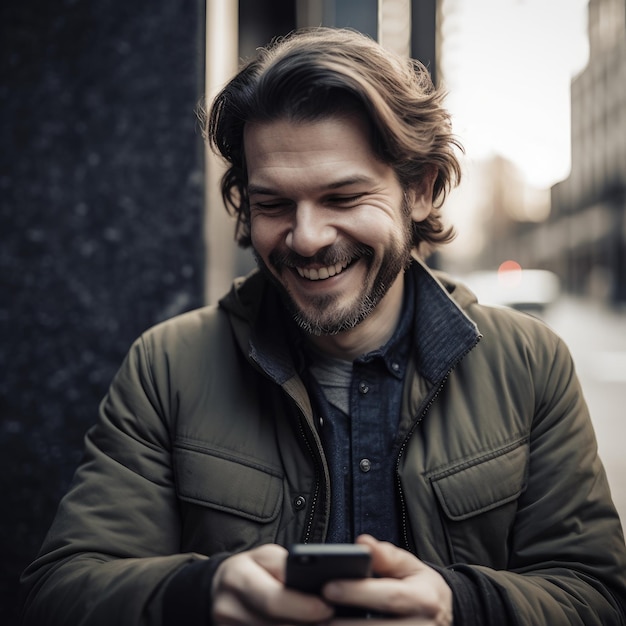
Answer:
[{"xmin": 253, "ymin": 214, "xmax": 414, "ymax": 336}]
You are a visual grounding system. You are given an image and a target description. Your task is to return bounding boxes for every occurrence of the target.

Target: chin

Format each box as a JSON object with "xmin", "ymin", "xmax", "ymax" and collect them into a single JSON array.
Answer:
[{"xmin": 292, "ymin": 295, "xmax": 375, "ymax": 336}]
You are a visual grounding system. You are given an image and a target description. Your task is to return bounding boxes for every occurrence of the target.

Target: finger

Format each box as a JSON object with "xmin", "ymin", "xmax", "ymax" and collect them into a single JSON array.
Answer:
[
  {"xmin": 251, "ymin": 543, "xmax": 290, "ymax": 582},
  {"xmin": 212, "ymin": 590, "xmax": 276, "ymax": 626},
  {"xmin": 323, "ymin": 541, "xmax": 451, "ymax": 620},
  {"xmin": 214, "ymin": 548, "xmax": 333, "ymax": 624},
  {"xmin": 215, "ymin": 587, "xmax": 333, "ymax": 626},
  {"xmin": 355, "ymin": 535, "xmax": 422, "ymax": 578},
  {"xmin": 250, "ymin": 545, "xmax": 335, "ymax": 619},
  {"xmin": 331, "ymin": 617, "xmax": 437, "ymax": 626},
  {"xmin": 239, "ymin": 565, "xmax": 333, "ymax": 621},
  {"xmin": 325, "ymin": 576, "xmax": 437, "ymax": 616}
]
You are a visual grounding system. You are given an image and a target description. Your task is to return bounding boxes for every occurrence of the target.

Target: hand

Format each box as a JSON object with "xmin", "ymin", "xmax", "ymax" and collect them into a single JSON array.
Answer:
[
  {"xmin": 211, "ymin": 543, "xmax": 334, "ymax": 625},
  {"xmin": 322, "ymin": 535, "xmax": 453, "ymax": 625}
]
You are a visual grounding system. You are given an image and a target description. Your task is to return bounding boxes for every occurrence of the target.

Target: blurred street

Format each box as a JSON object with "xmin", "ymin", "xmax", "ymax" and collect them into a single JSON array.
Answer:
[{"xmin": 543, "ymin": 297, "xmax": 626, "ymax": 529}]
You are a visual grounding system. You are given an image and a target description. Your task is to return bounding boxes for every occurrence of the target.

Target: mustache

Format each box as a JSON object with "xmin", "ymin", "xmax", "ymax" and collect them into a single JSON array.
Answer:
[{"xmin": 269, "ymin": 243, "xmax": 373, "ymax": 269}]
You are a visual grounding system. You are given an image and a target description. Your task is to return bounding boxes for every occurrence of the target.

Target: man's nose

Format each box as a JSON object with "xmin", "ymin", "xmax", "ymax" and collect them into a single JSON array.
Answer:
[{"xmin": 285, "ymin": 204, "xmax": 336, "ymax": 257}]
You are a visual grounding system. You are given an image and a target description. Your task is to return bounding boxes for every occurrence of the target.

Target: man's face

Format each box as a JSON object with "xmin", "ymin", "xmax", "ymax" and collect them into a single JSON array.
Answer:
[{"xmin": 245, "ymin": 114, "xmax": 418, "ymax": 336}]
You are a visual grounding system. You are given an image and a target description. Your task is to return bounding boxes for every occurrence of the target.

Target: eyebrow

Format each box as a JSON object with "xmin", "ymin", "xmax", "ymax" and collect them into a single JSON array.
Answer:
[{"xmin": 247, "ymin": 175, "xmax": 375, "ymax": 197}]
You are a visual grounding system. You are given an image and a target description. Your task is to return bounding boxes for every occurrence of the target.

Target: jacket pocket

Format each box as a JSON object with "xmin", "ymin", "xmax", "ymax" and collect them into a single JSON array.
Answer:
[
  {"xmin": 429, "ymin": 438, "xmax": 529, "ymax": 567},
  {"xmin": 173, "ymin": 441, "xmax": 284, "ymax": 553}
]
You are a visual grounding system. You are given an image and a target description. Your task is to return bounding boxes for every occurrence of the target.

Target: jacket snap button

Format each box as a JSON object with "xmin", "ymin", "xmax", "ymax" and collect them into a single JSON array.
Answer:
[
  {"xmin": 294, "ymin": 495, "xmax": 306, "ymax": 510},
  {"xmin": 358, "ymin": 381, "xmax": 369, "ymax": 394},
  {"xmin": 359, "ymin": 458, "xmax": 372, "ymax": 472}
]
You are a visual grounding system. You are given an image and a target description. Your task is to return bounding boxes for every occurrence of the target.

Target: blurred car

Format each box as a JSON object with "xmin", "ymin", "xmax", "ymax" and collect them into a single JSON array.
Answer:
[{"xmin": 460, "ymin": 263, "xmax": 561, "ymax": 315}]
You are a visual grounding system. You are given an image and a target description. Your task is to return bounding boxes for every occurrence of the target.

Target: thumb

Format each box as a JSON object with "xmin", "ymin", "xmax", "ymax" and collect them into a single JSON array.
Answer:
[{"xmin": 355, "ymin": 534, "xmax": 421, "ymax": 579}]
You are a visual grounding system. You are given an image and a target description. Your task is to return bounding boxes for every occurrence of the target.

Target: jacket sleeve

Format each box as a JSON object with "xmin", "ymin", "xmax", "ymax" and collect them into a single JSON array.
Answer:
[
  {"xmin": 20, "ymin": 333, "xmax": 221, "ymax": 626},
  {"xmin": 448, "ymin": 327, "xmax": 626, "ymax": 625}
]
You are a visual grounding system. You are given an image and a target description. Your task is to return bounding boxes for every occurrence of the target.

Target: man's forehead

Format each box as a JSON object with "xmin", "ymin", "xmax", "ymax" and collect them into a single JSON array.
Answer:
[
  {"xmin": 243, "ymin": 115, "xmax": 373, "ymax": 160},
  {"xmin": 247, "ymin": 174, "xmax": 377, "ymax": 196}
]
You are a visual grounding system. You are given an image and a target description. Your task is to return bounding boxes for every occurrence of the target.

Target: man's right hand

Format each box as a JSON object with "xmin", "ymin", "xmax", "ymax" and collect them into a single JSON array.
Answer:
[{"xmin": 211, "ymin": 544, "xmax": 335, "ymax": 625}]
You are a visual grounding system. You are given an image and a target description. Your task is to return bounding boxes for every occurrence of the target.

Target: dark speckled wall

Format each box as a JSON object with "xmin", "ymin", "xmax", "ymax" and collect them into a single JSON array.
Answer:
[{"xmin": 0, "ymin": 1, "xmax": 205, "ymax": 622}]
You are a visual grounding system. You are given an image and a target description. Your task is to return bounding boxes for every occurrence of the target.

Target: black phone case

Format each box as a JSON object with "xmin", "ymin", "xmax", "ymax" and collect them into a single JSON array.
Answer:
[{"xmin": 286, "ymin": 544, "xmax": 373, "ymax": 617}]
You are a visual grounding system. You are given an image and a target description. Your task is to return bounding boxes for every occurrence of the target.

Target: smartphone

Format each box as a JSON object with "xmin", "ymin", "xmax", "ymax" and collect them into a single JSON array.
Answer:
[{"xmin": 285, "ymin": 543, "xmax": 372, "ymax": 617}]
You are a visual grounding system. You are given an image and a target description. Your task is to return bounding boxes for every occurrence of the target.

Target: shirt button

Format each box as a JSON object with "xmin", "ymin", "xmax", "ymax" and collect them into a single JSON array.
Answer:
[
  {"xmin": 359, "ymin": 458, "xmax": 372, "ymax": 473},
  {"xmin": 358, "ymin": 381, "xmax": 369, "ymax": 394},
  {"xmin": 391, "ymin": 361, "xmax": 400, "ymax": 372}
]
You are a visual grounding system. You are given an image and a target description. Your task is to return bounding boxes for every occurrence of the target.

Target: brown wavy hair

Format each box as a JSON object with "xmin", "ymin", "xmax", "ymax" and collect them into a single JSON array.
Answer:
[{"xmin": 200, "ymin": 27, "xmax": 463, "ymax": 255}]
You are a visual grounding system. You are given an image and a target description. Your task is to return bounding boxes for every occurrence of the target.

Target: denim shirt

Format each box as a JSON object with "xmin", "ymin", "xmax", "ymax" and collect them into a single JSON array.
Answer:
[{"xmin": 306, "ymin": 277, "xmax": 414, "ymax": 545}]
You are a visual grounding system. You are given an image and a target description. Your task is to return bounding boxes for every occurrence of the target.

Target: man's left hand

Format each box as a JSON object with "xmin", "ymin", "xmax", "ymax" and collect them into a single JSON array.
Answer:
[{"xmin": 322, "ymin": 534, "xmax": 453, "ymax": 625}]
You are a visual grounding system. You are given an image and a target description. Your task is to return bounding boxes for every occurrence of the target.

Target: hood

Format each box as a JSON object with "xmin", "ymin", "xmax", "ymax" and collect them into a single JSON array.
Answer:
[
  {"xmin": 217, "ymin": 268, "xmax": 269, "ymax": 358},
  {"xmin": 431, "ymin": 268, "xmax": 480, "ymax": 311}
]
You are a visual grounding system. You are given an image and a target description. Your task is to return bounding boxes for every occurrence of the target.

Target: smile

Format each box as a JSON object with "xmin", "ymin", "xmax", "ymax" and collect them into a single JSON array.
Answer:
[{"xmin": 296, "ymin": 260, "xmax": 349, "ymax": 281}]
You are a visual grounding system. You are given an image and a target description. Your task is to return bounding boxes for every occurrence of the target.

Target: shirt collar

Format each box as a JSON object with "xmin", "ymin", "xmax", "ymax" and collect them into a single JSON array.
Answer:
[{"xmin": 353, "ymin": 272, "xmax": 414, "ymax": 379}]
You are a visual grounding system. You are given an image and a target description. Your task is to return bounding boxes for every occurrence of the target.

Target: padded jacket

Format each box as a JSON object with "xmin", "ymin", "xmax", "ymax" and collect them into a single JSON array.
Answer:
[{"xmin": 20, "ymin": 261, "xmax": 626, "ymax": 625}]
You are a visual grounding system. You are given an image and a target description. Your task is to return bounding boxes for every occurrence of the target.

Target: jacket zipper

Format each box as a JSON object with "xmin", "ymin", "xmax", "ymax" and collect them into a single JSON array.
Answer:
[
  {"xmin": 283, "ymin": 382, "xmax": 327, "ymax": 545},
  {"xmin": 251, "ymin": 346, "xmax": 326, "ymax": 545},
  {"xmin": 296, "ymin": 415, "xmax": 323, "ymax": 544},
  {"xmin": 396, "ymin": 336, "xmax": 481, "ymax": 552}
]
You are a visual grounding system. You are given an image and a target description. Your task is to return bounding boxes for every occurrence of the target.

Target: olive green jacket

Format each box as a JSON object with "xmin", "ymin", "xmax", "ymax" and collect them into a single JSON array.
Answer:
[{"xmin": 21, "ymin": 261, "xmax": 626, "ymax": 625}]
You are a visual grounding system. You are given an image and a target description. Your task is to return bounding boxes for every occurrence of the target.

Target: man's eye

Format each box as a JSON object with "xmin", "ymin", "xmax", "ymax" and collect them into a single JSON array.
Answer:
[
  {"xmin": 329, "ymin": 194, "xmax": 364, "ymax": 206},
  {"xmin": 253, "ymin": 201, "xmax": 291, "ymax": 212}
]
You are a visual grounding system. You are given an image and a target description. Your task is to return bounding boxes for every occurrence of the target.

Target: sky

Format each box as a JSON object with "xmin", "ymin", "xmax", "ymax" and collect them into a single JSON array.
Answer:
[{"xmin": 439, "ymin": 0, "xmax": 590, "ymax": 189}]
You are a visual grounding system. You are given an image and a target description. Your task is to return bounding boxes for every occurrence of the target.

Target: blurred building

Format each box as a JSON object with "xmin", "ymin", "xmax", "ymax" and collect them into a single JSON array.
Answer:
[
  {"xmin": 547, "ymin": 0, "xmax": 626, "ymax": 304},
  {"xmin": 441, "ymin": 150, "xmax": 553, "ymax": 269},
  {"xmin": 452, "ymin": 0, "xmax": 626, "ymax": 306}
]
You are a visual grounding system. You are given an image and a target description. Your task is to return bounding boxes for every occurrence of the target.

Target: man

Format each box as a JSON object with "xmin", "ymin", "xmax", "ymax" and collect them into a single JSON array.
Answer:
[{"xmin": 21, "ymin": 27, "xmax": 626, "ymax": 625}]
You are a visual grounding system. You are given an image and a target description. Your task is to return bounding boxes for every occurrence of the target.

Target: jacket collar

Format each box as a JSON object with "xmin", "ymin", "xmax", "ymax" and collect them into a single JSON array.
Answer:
[
  {"xmin": 220, "ymin": 260, "xmax": 481, "ymax": 386},
  {"xmin": 409, "ymin": 258, "xmax": 481, "ymax": 383}
]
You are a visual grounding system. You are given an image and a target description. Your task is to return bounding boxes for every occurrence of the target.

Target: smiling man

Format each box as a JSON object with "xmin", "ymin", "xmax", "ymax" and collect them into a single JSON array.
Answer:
[
  {"xmin": 21, "ymin": 27, "xmax": 626, "ymax": 626},
  {"xmin": 246, "ymin": 113, "xmax": 429, "ymax": 354}
]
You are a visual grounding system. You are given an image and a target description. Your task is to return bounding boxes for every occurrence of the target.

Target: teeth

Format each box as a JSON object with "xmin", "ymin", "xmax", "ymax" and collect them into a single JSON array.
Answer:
[{"xmin": 296, "ymin": 261, "xmax": 349, "ymax": 281}]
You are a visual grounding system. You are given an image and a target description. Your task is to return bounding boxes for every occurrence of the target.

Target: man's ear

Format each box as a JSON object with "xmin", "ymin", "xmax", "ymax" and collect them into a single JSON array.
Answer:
[{"xmin": 407, "ymin": 166, "xmax": 437, "ymax": 222}]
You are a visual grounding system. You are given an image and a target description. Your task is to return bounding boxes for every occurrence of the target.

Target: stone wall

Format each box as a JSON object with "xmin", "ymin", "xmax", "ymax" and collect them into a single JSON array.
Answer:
[{"xmin": 0, "ymin": 1, "xmax": 205, "ymax": 622}]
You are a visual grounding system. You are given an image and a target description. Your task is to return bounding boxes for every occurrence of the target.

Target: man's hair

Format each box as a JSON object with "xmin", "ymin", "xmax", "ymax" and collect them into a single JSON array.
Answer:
[{"xmin": 201, "ymin": 27, "xmax": 463, "ymax": 254}]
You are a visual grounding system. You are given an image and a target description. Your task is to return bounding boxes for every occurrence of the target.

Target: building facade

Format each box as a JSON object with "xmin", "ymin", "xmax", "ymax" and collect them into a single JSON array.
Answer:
[{"xmin": 549, "ymin": 0, "xmax": 626, "ymax": 304}]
